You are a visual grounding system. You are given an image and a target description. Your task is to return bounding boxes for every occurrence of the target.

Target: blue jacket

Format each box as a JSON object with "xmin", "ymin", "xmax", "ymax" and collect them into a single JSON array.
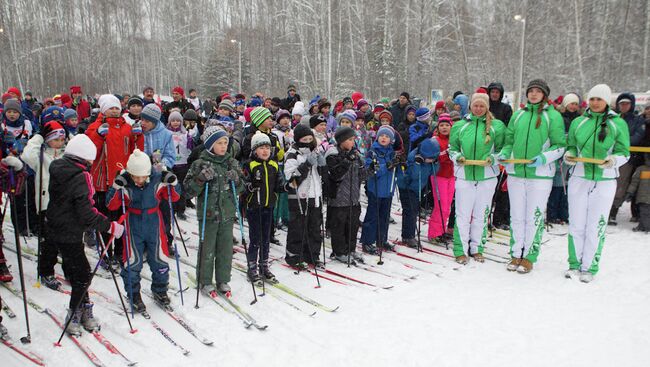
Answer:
[
  {"xmin": 396, "ymin": 142, "xmax": 440, "ymax": 192},
  {"xmin": 144, "ymin": 121, "xmax": 176, "ymax": 169},
  {"xmin": 364, "ymin": 142, "xmax": 395, "ymax": 198},
  {"xmin": 408, "ymin": 120, "xmax": 431, "ymax": 150}
]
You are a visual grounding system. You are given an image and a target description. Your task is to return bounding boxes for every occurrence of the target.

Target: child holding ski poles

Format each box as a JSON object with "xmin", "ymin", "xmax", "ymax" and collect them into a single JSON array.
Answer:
[
  {"xmin": 243, "ymin": 131, "xmax": 284, "ymax": 283},
  {"xmin": 184, "ymin": 126, "xmax": 243, "ymax": 296},
  {"xmin": 46, "ymin": 134, "xmax": 124, "ymax": 336},
  {"xmin": 107, "ymin": 149, "xmax": 179, "ymax": 313},
  {"xmin": 428, "ymin": 113, "xmax": 455, "ymax": 243}
]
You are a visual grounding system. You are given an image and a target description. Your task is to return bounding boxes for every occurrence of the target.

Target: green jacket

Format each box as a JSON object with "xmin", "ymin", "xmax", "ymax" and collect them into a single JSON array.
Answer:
[
  {"xmin": 500, "ymin": 103, "xmax": 566, "ymax": 179},
  {"xmin": 184, "ymin": 150, "xmax": 243, "ymax": 223},
  {"xmin": 566, "ymin": 109, "xmax": 630, "ymax": 181},
  {"xmin": 449, "ymin": 114, "xmax": 506, "ymax": 181}
]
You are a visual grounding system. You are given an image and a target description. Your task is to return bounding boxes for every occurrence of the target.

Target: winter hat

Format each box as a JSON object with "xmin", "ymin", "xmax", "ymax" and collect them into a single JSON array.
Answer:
[
  {"xmin": 405, "ymin": 105, "xmax": 417, "ymax": 115},
  {"xmin": 142, "ymin": 86, "xmax": 154, "ymax": 94},
  {"xmin": 377, "ymin": 126, "xmax": 395, "ymax": 143},
  {"xmin": 1, "ymin": 93, "xmax": 12, "ymax": 104},
  {"xmin": 355, "ymin": 111, "xmax": 365, "ymax": 120},
  {"xmin": 351, "ymin": 92, "xmax": 364, "ymax": 106},
  {"xmin": 309, "ymin": 114, "xmax": 327, "ymax": 129},
  {"xmin": 415, "ymin": 107, "xmax": 432, "ymax": 122},
  {"xmin": 219, "ymin": 98, "xmax": 235, "ymax": 112},
  {"xmin": 378, "ymin": 110, "xmax": 393, "ymax": 123},
  {"xmin": 3, "ymin": 98, "xmax": 21, "ymax": 113},
  {"xmin": 526, "ymin": 79, "xmax": 550, "ymax": 97},
  {"xmin": 42, "ymin": 121, "xmax": 66, "ymax": 143},
  {"xmin": 126, "ymin": 149, "xmax": 152, "ymax": 176},
  {"xmin": 562, "ymin": 93, "xmax": 580, "ymax": 108},
  {"xmin": 25, "ymin": 91, "xmax": 33, "ymax": 97},
  {"xmin": 275, "ymin": 109, "xmax": 291, "ymax": 122},
  {"xmin": 418, "ymin": 138, "xmax": 440, "ymax": 159},
  {"xmin": 251, "ymin": 131, "xmax": 272, "ymax": 152},
  {"xmin": 99, "ymin": 94, "xmax": 121, "ymax": 114},
  {"xmin": 337, "ymin": 109, "xmax": 357, "ymax": 125},
  {"xmin": 334, "ymin": 126, "xmax": 356, "ymax": 145},
  {"xmin": 434, "ymin": 100, "xmax": 446, "ymax": 110},
  {"xmin": 171, "ymin": 86, "xmax": 185, "ymax": 97},
  {"xmin": 317, "ymin": 98, "xmax": 331, "ymax": 111},
  {"xmin": 452, "ymin": 91, "xmax": 464, "ymax": 99},
  {"xmin": 449, "ymin": 111, "xmax": 461, "ymax": 121},
  {"xmin": 63, "ymin": 108, "xmax": 78, "ymax": 121},
  {"xmin": 6, "ymin": 87, "xmax": 21, "ymax": 99},
  {"xmin": 141, "ymin": 104, "xmax": 161, "ymax": 124},
  {"xmin": 251, "ymin": 107, "xmax": 272, "ymax": 128},
  {"xmin": 292, "ymin": 104, "xmax": 306, "ymax": 117},
  {"xmin": 470, "ymin": 92, "xmax": 490, "ymax": 109},
  {"xmin": 293, "ymin": 100, "xmax": 305, "ymax": 111},
  {"xmin": 183, "ymin": 109, "xmax": 198, "ymax": 121},
  {"xmin": 587, "ymin": 84, "xmax": 612, "ymax": 105},
  {"xmin": 400, "ymin": 92, "xmax": 411, "ymax": 101},
  {"xmin": 453, "ymin": 94, "xmax": 469, "ymax": 116},
  {"xmin": 373, "ymin": 103, "xmax": 385, "ymax": 113},
  {"xmin": 202, "ymin": 125, "xmax": 228, "ymax": 152},
  {"xmin": 168, "ymin": 111, "xmax": 183, "ymax": 123},
  {"xmin": 287, "ymin": 84, "xmax": 297, "ymax": 92},
  {"xmin": 437, "ymin": 113, "xmax": 452, "ymax": 125},
  {"xmin": 271, "ymin": 97, "xmax": 282, "ymax": 107},
  {"xmin": 293, "ymin": 124, "xmax": 314, "ymax": 143},
  {"xmin": 70, "ymin": 85, "xmax": 82, "ymax": 94},
  {"xmin": 127, "ymin": 96, "xmax": 143, "ymax": 107},
  {"xmin": 41, "ymin": 106, "xmax": 65, "ymax": 123},
  {"xmin": 342, "ymin": 97, "xmax": 353, "ymax": 106},
  {"xmin": 249, "ymin": 96, "xmax": 263, "ymax": 107},
  {"xmin": 64, "ymin": 134, "xmax": 97, "ymax": 161},
  {"xmin": 475, "ymin": 87, "xmax": 488, "ymax": 94},
  {"xmin": 356, "ymin": 99, "xmax": 369, "ymax": 110},
  {"xmin": 243, "ymin": 107, "xmax": 254, "ymax": 122}
]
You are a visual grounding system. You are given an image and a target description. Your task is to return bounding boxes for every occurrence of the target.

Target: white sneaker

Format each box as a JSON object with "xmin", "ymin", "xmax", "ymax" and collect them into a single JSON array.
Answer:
[
  {"xmin": 564, "ymin": 269, "xmax": 579, "ymax": 279},
  {"xmin": 579, "ymin": 271, "xmax": 594, "ymax": 283}
]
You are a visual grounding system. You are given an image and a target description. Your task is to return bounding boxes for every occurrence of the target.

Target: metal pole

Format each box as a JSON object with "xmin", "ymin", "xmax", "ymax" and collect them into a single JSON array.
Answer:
[
  {"xmin": 515, "ymin": 18, "xmax": 526, "ymax": 111},
  {"xmin": 238, "ymin": 42, "xmax": 242, "ymax": 93}
]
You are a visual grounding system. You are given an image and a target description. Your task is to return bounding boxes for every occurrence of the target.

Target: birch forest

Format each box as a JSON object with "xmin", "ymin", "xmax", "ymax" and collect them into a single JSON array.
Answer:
[{"xmin": 0, "ymin": 0, "xmax": 648, "ymax": 101}]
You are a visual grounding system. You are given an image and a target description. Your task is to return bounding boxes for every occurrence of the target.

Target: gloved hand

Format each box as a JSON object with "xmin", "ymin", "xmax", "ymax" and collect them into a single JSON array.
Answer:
[
  {"xmin": 527, "ymin": 155, "xmax": 546, "ymax": 168},
  {"xmin": 161, "ymin": 170, "xmax": 177, "ymax": 185},
  {"xmin": 113, "ymin": 173, "xmax": 128, "ymax": 190},
  {"xmin": 387, "ymin": 156, "xmax": 402, "ymax": 170},
  {"xmin": 131, "ymin": 121, "xmax": 143, "ymax": 136},
  {"xmin": 564, "ymin": 152, "xmax": 577, "ymax": 166},
  {"xmin": 1, "ymin": 156, "xmax": 23, "ymax": 170},
  {"xmin": 316, "ymin": 153, "xmax": 326, "ymax": 167},
  {"xmin": 456, "ymin": 156, "xmax": 466, "ymax": 166},
  {"xmin": 599, "ymin": 155, "xmax": 615, "ymax": 169},
  {"xmin": 197, "ymin": 166, "xmax": 215, "ymax": 182},
  {"xmin": 98, "ymin": 123, "xmax": 109, "ymax": 137},
  {"xmin": 152, "ymin": 151, "xmax": 162, "ymax": 164},
  {"xmin": 109, "ymin": 222, "xmax": 125, "ymax": 239},
  {"xmin": 306, "ymin": 151, "xmax": 319, "ymax": 166},
  {"xmin": 225, "ymin": 168, "xmax": 240, "ymax": 181},
  {"xmin": 624, "ymin": 192, "xmax": 634, "ymax": 203},
  {"xmin": 414, "ymin": 154, "xmax": 424, "ymax": 164},
  {"xmin": 3, "ymin": 131, "xmax": 16, "ymax": 146},
  {"xmin": 345, "ymin": 149, "xmax": 359, "ymax": 161}
]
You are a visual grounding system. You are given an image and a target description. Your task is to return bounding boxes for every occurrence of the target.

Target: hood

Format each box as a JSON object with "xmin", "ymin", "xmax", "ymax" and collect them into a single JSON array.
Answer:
[
  {"xmin": 487, "ymin": 82, "xmax": 505, "ymax": 101},
  {"xmin": 144, "ymin": 120, "xmax": 167, "ymax": 135},
  {"xmin": 453, "ymin": 95, "xmax": 469, "ymax": 116},
  {"xmin": 418, "ymin": 138, "xmax": 440, "ymax": 159},
  {"xmin": 615, "ymin": 92, "xmax": 636, "ymax": 114}
]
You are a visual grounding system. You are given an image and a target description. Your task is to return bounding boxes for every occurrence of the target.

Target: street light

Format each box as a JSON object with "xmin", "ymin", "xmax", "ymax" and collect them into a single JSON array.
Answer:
[
  {"xmin": 514, "ymin": 15, "xmax": 526, "ymax": 111},
  {"xmin": 231, "ymin": 39, "xmax": 242, "ymax": 93}
]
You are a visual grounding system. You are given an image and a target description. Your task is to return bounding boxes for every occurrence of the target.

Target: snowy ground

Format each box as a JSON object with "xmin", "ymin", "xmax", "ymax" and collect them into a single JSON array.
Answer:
[{"xmin": 1, "ymin": 198, "xmax": 648, "ymax": 367}]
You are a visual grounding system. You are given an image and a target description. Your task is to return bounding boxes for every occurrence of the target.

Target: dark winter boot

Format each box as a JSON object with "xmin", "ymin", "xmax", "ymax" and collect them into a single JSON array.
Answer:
[
  {"xmin": 40, "ymin": 275, "xmax": 62, "ymax": 290},
  {"xmin": 362, "ymin": 244, "xmax": 378, "ymax": 255},
  {"xmin": 0, "ymin": 321, "xmax": 7, "ymax": 339},
  {"xmin": 153, "ymin": 292, "xmax": 171, "ymax": 307},
  {"xmin": 247, "ymin": 262, "xmax": 261, "ymax": 284},
  {"xmin": 217, "ymin": 283, "xmax": 231, "ymax": 295},
  {"xmin": 65, "ymin": 308, "xmax": 83, "ymax": 336},
  {"xmin": 381, "ymin": 242, "xmax": 396, "ymax": 251},
  {"xmin": 128, "ymin": 292, "xmax": 147, "ymax": 313},
  {"xmin": 81, "ymin": 303, "xmax": 100, "ymax": 332},
  {"xmin": 260, "ymin": 262, "xmax": 278, "ymax": 284},
  {"xmin": 0, "ymin": 263, "xmax": 13, "ymax": 282},
  {"xmin": 402, "ymin": 238, "xmax": 417, "ymax": 248},
  {"xmin": 608, "ymin": 208, "xmax": 618, "ymax": 226}
]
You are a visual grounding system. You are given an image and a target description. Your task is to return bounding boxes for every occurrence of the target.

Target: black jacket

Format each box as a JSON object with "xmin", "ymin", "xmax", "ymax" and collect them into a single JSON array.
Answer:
[
  {"xmin": 46, "ymin": 155, "xmax": 111, "ymax": 243},
  {"xmin": 243, "ymin": 158, "xmax": 284, "ymax": 209},
  {"xmin": 487, "ymin": 82, "xmax": 513, "ymax": 125}
]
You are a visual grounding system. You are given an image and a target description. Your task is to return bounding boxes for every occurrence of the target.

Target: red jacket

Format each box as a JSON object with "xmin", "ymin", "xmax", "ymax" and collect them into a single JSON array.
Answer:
[
  {"xmin": 64, "ymin": 99, "xmax": 91, "ymax": 121},
  {"xmin": 86, "ymin": 114, "xmax": 143, "ymax": 192},
  {"xmin": 434, "ymin": 133, "xmax": 453, "ymax": 178}
]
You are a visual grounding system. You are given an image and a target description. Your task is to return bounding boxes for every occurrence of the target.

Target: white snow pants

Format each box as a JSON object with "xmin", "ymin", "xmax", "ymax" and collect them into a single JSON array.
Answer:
[{"xmin": 453, "ymin": 178, "xmax": 496, "ymax": 257}]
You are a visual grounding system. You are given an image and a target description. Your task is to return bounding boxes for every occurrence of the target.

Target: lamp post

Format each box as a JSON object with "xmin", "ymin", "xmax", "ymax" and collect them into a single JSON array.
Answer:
[
  {"xmin": 231, "ymin": 39, "xmax": 242, "ymax": 93},
  {"xmin": 514, "ymin": 14, "xmax": 526, "ymax": 111}
]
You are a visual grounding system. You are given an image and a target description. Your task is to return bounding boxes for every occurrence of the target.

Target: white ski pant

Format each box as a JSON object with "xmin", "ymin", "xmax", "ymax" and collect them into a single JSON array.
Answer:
[
  {"xmin": 567, "ymin": 176, "xmax": 616, "ymax": 274},
  {"xmin": 453, "ymin": 178, "xmax": 496, "ymax": 257},
  {"xmin": 507, "ymin": 176, "xmax": 553, "ymax": 262}
]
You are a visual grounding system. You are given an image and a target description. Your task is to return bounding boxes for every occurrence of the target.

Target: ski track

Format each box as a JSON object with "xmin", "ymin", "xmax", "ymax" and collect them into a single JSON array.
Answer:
[{"xmin": 1, "ymin": 197, "xmax": 648, "ymax": 367}]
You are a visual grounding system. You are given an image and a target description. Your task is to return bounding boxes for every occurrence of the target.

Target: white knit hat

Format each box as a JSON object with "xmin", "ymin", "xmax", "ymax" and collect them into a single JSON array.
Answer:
[
  {"xmin": 250, "ymin": 131, "xmax": 271, "ymax": 153},
  {"xmin": 292, "ymin": 104, "xmax": 306, "ymax": 117},
  {"xmin": 99, "ymin": 94, "xmax": 121, "ymax": 114},
  {"xmin": 562, "ymin": 93, "xmax": 580, "ymax": 108},
  {"xmin": 126, "ymin": 149, "xmax": 152, "ymax": 176},
  {"xmin": 470, "ymin": 92, "xmax": 489, "ymax": 108},
  {"xmin": 64, "ymin": 134, "xmax": 97, "ymax": 161},
  {"xmin": 587, "ymin": 84, "xmax": 612, "ymax": 105}
]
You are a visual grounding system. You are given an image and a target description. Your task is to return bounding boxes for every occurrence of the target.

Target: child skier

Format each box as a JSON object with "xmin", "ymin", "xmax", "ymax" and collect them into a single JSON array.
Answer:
[
  {"xmin": 184, "ymin": 125, "xmax": 243, "ymax": 295},
  {"xmin": 271, "ymin": 109, "xmax": 293, "ymax": 230},
  {"xmin": 167, "ymin": 111, "xmax": 193, "ymax": 220},
  {"xmin": 47, "ymin": 134, "xmax": 124, "ymax": 335},
  {"xmin": 626, "ymin": 153, "xmax": 650, "ymax": 233},
  {"xmin": 428, "ymin": 114, "xmax": 455, "ymax": 242}
]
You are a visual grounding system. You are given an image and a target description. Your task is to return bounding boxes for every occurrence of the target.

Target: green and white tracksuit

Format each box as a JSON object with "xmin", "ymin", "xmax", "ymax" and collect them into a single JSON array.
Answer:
[
  {"xmin": 500, "ymin": 103, "xmax": 566, "ymax": 262},
  {"xmin": 565, "ymin": 109, "xmax": 629, "ymax": 274},
  {"xmin": 449, "ymin": 114, "xmax": 505, "ymax": 257}
]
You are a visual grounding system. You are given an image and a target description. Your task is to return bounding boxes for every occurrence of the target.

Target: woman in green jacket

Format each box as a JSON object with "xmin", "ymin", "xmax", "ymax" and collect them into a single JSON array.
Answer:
[
  {"xmin": 564, "ymin": 84, "xmax": 630, "ymax": 283},
  {"xmin": 449, "ymin": 91, "xmax": 506, "ymax": 265},
  {"xmin": 499, "ymin": 79, "xmax": 566, "ymax": 274}
]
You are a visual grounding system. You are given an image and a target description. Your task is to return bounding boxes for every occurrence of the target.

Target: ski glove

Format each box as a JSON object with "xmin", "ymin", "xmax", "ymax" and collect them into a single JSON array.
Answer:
[
  {"xmin": 131, "ymin": 121, "xmax": 143, "ymax": 136},
  {"xmin": 197, "ymin": 166, "xmax": 216, "ymax": 182},
  {"xmin": 563, "ymin": 152, "xmax": 577, "ymax": 166},
  {"xmin": 306, "ymin": 151, "xmax": 319, "ymax": 166},
  {"xmin": 109, "ymin": 221, "xmax": 125, "ymax": 239},
  {"xmin": 98, "ymin": 123, "xmax": 109, "ymax": 137},
  {"xmin": 1, "ymin": 156, "xmax": 23, "ymax": 171},
  {"xmin": 113, "ymin": 174, "xmax": 128, "ymax": 190},
  {"xmin": 599, "ymin": 155, "xmax": 616, "ymax": 169},
  {"xmin": 527, "ymin": 155, "xmax": 546, "ymax": 168},
  {"xmin": 161, "ymin": 170, "xmax": 177, "ymax": 185},
  {"xmin": 456, "ymin": 156, "xmax": 466, "ymax": 166},
  {"xmin": 225, "ymin": 169, "xmax": 240, "ymax": 182}
]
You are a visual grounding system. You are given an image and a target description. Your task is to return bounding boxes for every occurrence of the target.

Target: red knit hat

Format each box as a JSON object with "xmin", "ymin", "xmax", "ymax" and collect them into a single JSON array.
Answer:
[
  {"xmin": 1, "ymin": 93, "xmax": 12, "ymax": 104},
  {"xmin": 434, "ymin": 100, "xmax": 446, "ymax": 110},
  {"xmin": 476, "ymin": 87, "xmax": 488, "ymax": 94},
  {"xmin": 7, "ymin": 87, "xmax": 21, "ymax": 99},
  {"xmin": 351, "ymin": 91, "xmax": 364, "ymax": 106},
  {"xmin": 61, "ymin": 94, "xmax": 72, "ymax": 105},
  {"xmin": 70, "ymin": 85, "xmax": 82, "ymax": 94},
  {"xmin": 172, "ymin": 86, "xmax": 185, "ymax": 97}
]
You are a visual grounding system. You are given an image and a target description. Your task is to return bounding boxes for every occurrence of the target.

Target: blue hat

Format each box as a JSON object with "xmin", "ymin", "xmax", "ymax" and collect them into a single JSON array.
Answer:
[
  {"xmin": 41, "ymin": 106, "xmax": 65, "ymax": 123},
  {"xmin": 63, "ymin": 108, "xmax": 78, "ymax": 121},
  {"xmin": 419, "ymin": 138, "xmax": 440, "ymax": 159},
  {"xmin": 377, "ymin": 126, "xmax": 395, "ymax": 143},
  {"xmin": 141, "ymin": 104, "xmax": 161, "ymax": 124},
  {"xmin": 202, "ymin": 125, "xmax": 228, "ymax": 152},
  {"xmin": 249, "ymin": 96, "xmax": 263, "ymax": 107}
]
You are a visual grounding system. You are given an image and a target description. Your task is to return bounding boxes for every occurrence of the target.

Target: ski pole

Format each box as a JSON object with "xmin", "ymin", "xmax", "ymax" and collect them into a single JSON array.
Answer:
[
  {"xmin": 9, "ymin": 169, "xmax": 31, "ymax": 344},
  {"xmin": 430, "ymin": 166, "xmax": 447, "ymax": 249},
  {"xmin": 56, "ymin": 227, "xmax": 120, "ymax": 345},
  {"xmin": 374, "ymin": 158, "xmax": 384, "ymax": 266},
  {"xmin": 417, "ymin": 163, "xmax": 422, "ymax": 253},
  {"xmin": 347, "ymin": 160, "xmax": 354, "ymax": 268},
  {"xmin": 173, "ymin": 214, "xmax": 189, "ymax": 256},
  {"xmin": 256, "ymin": 189, "xmax": 265, "ymax": 296},
  {"xmin": 195, "ymin": 181, "xmax": 209, "ymax": 309},
  {"xmin": 120, "ymin": 189, "xmax": 134, "ymax": 318},
  {"xmin": 302, "ymin": 202, "xmax": 321, "ymax": 288},
  {"xmin": 35, "ymin": 144, "xmax": 44, "ymax": 287},
  {"xmin": 167, "ymin": 185, "xmax": 184, "ymax": 306},
  {"xmin": 97, "ymin": 232, "xmax": 137, "ymax": 334},
  {"xmin": 231, "ymin": 180, "xmax": 258, "ymax": 304},
  {"xmin": 320, "ymin": 196, "xmax": 326, "ymax": 269}
]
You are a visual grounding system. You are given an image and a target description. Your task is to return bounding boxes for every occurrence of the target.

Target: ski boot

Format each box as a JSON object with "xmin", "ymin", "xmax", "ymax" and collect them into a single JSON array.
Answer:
[
  {"xmin": 351, "ymin": 252, "xmax": 365, "ymax": 264},
  {"xmin": 186, "ymin": 199, "xmax": 195, "ymax": 209},
  {"xmin": 0, "ymin": 321, "xmax": 7, "ymax": 339},
  {"xmin": 260, "ymin": 262, "xmax": 278, "ymax": 284},
  {"xmin": 564, "ymin": 269, "xmax": 579, "ymax": 279},
  {"xmin": 153, "ymin": 291, "xmax": 171, "ymax": 309},
  {"xmin": 65, "ymin": 308, "xmax": 84, "ymax": 336},
  {"xmin": 128, "ymin": 291, "xmax": 147, "ymax": 314},
  {"xmin": 381, "ymin": 242, "xmax": 395, "ymax": 252},
  {"xmin": 362, "ymin": 243, "xmax": 378, "ymax": 255},
  {"xmin": 332, "ymin": 253, "xmax": 354, "ymax": 265},
  {"xmin": 0, "ymin": 263, "xmax": 13, "ymax": 282},
  {"xmin": 40, "ymin": 275, "xmax": 62, "ymax": 290},
  {"xmin": 402, "ymin": 238, "xmax": 417, "ymax": 248},
  {"xmin": 81, "ymin": 303, "xmax": 100, "ymax": 332},
  {"xmin": 201, "ymin": 284, "xmax": 218, "ymax": 298},
  {"xmin": 470, "ymin": 253, "xmax": 485, "ymax": 263},
  {"xmin": 507, "ymin": 258, "xmax": 521, "ymax": 272},
  {"xmin": 455, "ymin": 255, "xmax": 468, "ymax": 265},
  {"xmin": 217, "ymin": 283, "xmax": 231, "ymax": 296},
  {"xmin": 517, "ymin": 259, "xmax": 533, "ymax": 274},
  {"xmin": 312, "ymin": 260, "xmax": 325, "ymax": 270},
  {"xmin": 579, "ymin": 271, "xmax": 594, "ymax": 283},
  {"xmin": 247, "ymin": 263, "xmax": 261, "ymax": 284}
]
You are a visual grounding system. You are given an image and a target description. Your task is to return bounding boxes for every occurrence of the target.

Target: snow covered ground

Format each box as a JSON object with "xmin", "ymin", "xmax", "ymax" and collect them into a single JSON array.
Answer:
[{"xmin": 1, "ymin": 198, "xmax": 648, "ymax": 367}]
